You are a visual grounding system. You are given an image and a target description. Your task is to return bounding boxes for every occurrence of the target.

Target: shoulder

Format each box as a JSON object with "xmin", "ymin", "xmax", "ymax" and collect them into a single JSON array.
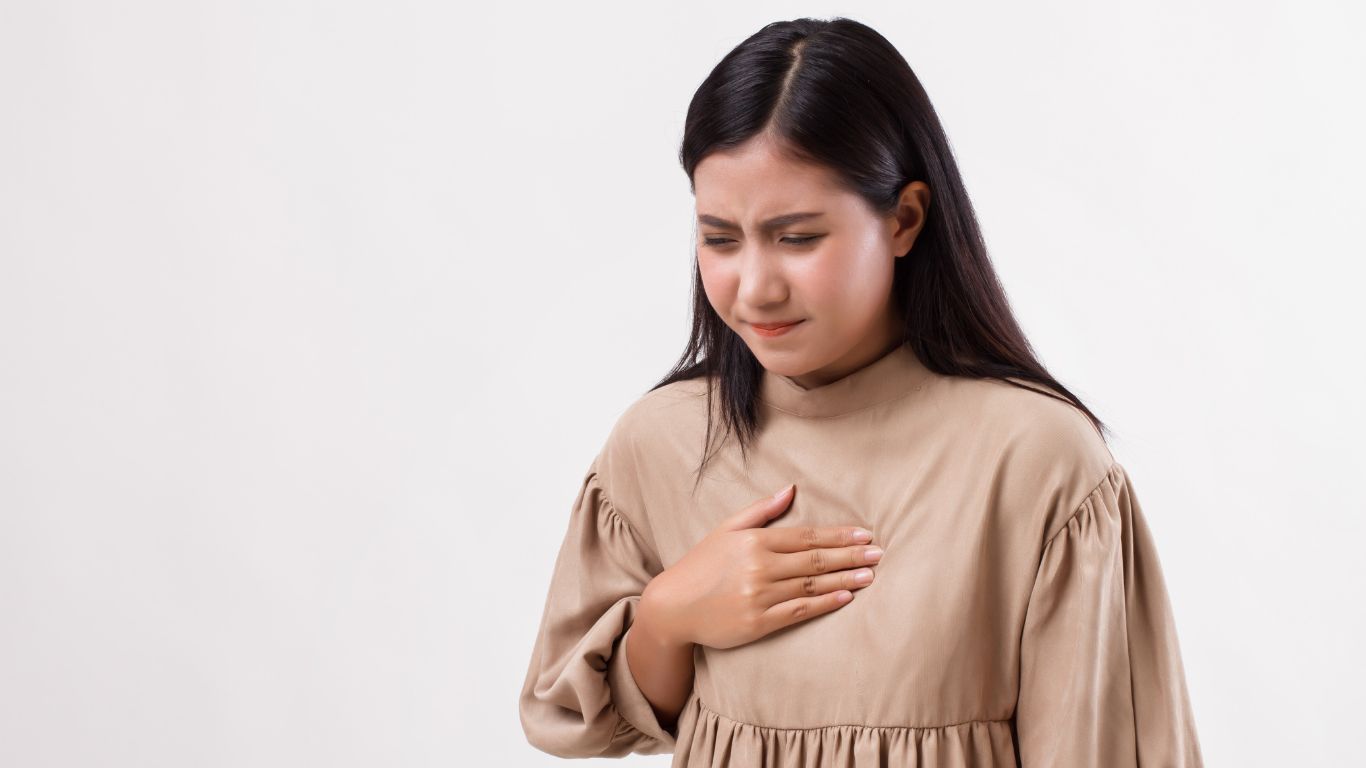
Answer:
[
  {"xmin": 935, "ymin": 372, "xmax": 1111, "ymax": 462},
  {"xmin": 601, "ymin": 377, "xmax": 711, "ymax": 463},
  {"xmin": 591, "ymin": 376, "xmax": 712, "ymax": 528},
  {"xmin": 616, "ymin": 376, "xmax": 711, "ymax": 434},
  {"xmin": 975, "ymin": 376, "xmax": 1108, "ymax": 454},
  {"xmin": 929, "ymin": 372, "xmax": 1117, "ymax": 536}
]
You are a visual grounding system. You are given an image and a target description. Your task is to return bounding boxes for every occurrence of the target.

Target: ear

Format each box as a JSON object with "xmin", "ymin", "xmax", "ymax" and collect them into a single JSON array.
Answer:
[{"xmin": 889, "ymin": 180, "xmax": 931, "ymax": 258}]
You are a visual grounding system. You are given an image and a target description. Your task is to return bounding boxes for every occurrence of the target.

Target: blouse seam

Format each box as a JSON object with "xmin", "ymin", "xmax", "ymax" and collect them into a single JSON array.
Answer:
[
  {"xmin": 695, "ymin": 697, "xmax": 1010, "ymax": 732},
  {"xmin": 1039, "ymin": 460, "xmax": 1125, "ymax": 551},
  {"xmin": 603, "ymin": 499, "xmax": 646, "ymax": 549},
  {"xmin": 598, "ymin": 483, "xmax": 666, "ymax": 571}
]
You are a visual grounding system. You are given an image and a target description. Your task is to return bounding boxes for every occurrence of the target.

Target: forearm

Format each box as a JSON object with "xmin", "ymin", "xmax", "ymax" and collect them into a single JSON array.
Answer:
[{"xmin": 626, "ymin": 586, "xmax": 696, "ymax": 734}]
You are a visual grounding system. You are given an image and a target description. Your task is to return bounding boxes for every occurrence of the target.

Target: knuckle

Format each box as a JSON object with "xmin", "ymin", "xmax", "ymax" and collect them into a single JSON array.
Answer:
[
  {"xmin": 791, "ymin": 600, "xmax": 810, "ymax": 620},
  {"xmin": 799, "ymin": 526, "xmax": 819, "ymax": 549},
  {"xmin": 802, "ymin": 575, "xmax": 816, "ymax": 596},
  {"xmin": 742, "ymin": 553, "xmax": 768, "ymax": 576},
  {"xmin": 809, "ymin": 549, "xmax": 827, "ymax": 573},
  {"xmin": 738, "ymin": 579, "xmax": 760, "ymax": 600}
]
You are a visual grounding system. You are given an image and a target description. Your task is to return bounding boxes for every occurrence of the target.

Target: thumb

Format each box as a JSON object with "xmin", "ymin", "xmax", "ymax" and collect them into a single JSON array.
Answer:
[{"xmin": 718, "ymin": 483, "xmax": 795, "ymax": 532}]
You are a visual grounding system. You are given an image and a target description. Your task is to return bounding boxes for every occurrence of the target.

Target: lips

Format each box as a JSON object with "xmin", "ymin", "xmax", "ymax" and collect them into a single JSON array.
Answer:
[{"xmin": 750, "ymin": 319, "xmax": 804, "ymax": 338}]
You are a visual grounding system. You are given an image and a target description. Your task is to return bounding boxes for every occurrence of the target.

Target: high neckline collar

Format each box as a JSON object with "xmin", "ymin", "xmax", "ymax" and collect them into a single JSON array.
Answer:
[{"xmin": 757, "ymin": 342, "xmax": 931, "ymax": 418}]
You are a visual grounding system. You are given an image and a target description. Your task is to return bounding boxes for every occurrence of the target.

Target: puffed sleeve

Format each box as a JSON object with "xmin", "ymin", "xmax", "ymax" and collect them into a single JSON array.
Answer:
[
  {"xmin": 1015, "ymin": 462, "xmax": 1205, "ymax": 767},
  {"xmin": 518, "ymin": 457, "xmax": 678, "ymax": 758}
]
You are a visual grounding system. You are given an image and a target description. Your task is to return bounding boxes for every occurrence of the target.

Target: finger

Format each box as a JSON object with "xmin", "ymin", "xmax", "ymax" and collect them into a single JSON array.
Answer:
[
  {"xmin": 767, "ymin": 567, "xmax": 876, "ymax": 606},
  {"xmin": 768, "ymin": 544, "xmax": 883, "ymax": 581},
  {"xmin": 757, "ymin": 589, "xmax": 854, "ymax": 636},
  {"xmin": 762, "ymin": 524, "xmax": 873, "ymax": 554},
  {"xmin": 717, "ymin": 483, "xmax": 795, "ymax": 533}
]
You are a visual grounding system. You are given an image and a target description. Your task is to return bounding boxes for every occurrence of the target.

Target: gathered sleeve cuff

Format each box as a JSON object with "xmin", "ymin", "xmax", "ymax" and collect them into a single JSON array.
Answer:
[{"xmin": 518, "ymin": 463, "xmax": 677, "ymax": 757}]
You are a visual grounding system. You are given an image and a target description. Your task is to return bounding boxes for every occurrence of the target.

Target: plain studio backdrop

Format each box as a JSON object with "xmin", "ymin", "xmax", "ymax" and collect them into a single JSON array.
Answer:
[{"xmin": 1, "ymin": 1, "xmax": 1363, "ymax": 766}]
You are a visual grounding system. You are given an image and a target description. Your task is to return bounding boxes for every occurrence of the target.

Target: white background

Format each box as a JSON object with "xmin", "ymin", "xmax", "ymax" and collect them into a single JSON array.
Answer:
[{"xmin": 2, "ymin": 1, "xmax": 1363, "ymax": 766}]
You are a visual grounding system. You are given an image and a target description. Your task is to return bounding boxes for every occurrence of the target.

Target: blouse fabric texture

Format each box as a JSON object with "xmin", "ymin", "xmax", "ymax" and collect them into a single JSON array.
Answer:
[{"xmin": 518, "ymin": 343, "xmax": 1204, "ymax": 766}]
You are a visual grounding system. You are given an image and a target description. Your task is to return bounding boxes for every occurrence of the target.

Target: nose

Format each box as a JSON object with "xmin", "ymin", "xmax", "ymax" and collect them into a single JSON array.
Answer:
[{"xmin": 735, "ymin": 245, "xmax": 790, "ymax": 310}]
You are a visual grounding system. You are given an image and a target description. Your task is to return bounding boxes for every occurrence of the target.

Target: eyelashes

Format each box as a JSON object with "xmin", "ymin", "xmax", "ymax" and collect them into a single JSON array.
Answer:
[{"xmin": 701, "ymin": 235, "xmax": 825, "ymax": 248}]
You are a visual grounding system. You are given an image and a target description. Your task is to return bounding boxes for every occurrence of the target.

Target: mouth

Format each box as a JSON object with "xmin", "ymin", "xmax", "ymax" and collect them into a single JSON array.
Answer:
[{"xmin": 750, "ymin": 319, "xmax": 804, "ymax": 337}]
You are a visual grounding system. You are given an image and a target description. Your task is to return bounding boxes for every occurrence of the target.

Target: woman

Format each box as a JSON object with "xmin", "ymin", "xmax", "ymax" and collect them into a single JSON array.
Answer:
[{"xmin": 519, "ymin": 16, "xmax": 1203, "ymax": 767}]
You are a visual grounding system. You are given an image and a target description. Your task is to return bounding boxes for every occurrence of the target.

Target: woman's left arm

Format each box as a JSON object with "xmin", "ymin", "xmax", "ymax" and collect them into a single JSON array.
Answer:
[{"xmin": 1014, "ymin": 462, "xmax": 1205, "ymax": 767}]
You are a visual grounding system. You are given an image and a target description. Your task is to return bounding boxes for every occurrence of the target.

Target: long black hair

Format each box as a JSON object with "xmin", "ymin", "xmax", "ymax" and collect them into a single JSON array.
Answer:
[{"xmin": 651, "ymin": 16, "xmax": 1110, "ymax": 482}]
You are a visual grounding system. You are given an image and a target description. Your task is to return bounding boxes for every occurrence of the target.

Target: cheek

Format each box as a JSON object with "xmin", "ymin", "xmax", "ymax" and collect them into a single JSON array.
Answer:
[
  {"xmin": 787, "ymin": 259, "xmax": 838, "ymax": 309},
  {"xmin": 697, "ymin": 256, "xmax": 738, "ymax": 314},
  {"xmin": 803, "ymin": 243, "xmax": 894, "ymax": 319},
  {"xmin": 848, "ymin": 252, "xmax": 897, "ymax": 304}
]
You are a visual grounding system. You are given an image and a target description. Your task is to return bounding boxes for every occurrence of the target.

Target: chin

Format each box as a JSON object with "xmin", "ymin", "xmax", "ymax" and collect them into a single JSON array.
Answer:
[{"xmin": 750, "ymin": 347, "xmax": 818, "ymax": 375}]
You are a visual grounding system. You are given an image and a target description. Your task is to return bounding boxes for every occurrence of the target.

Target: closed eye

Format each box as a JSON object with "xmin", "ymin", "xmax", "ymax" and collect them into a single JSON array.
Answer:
[{"xmin": 701, "ymin": 235, "xmax": 825, "ymax": 248}]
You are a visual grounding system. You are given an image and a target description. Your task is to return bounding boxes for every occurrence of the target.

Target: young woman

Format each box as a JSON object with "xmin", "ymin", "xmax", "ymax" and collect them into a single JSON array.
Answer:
[{"xmin": 519, "ymin": 17, "xmax": 1203, "ymax": 767}]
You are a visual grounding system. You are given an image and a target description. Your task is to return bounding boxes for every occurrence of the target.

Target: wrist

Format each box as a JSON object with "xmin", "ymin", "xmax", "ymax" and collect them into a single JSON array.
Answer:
[{"xmin": 638, "ymin": 581, "xmax": 692, "ymax": 652}]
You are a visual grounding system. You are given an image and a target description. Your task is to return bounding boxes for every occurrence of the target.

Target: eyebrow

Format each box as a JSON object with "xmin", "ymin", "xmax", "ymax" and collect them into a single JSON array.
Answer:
[{"xmin": 696, "ymin": 211, "xmax": 825, "ymax": 231}]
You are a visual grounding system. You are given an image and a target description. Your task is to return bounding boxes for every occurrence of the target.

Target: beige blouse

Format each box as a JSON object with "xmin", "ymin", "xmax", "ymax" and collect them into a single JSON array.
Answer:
[{"xmin": 518, "ymin": 343, "xmax": 1204, "ymax": 766}]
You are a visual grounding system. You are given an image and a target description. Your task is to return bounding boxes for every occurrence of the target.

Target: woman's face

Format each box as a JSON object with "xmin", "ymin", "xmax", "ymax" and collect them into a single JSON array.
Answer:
[{"xmin": 693, "ymin": 134, "xmax": 930, "ymax": 388}]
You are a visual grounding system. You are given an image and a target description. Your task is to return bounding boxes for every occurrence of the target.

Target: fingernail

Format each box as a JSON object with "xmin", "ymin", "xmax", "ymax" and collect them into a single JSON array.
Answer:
[
  {"xmin": 851, "ymin": 528, "xmax": 873, "ymax": 543},
  {"xmin": 773, "ymin": 483, "xmax": 793, "ymax": 500},
  {"xmin": 864, "ymin": 547, "xmax": 884, "ymax": 563}
]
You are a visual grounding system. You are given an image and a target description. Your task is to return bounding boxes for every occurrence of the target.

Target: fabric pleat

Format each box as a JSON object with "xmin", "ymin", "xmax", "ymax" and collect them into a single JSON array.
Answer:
[{"xmin": 675, "ymin": 696, "xmax": 1017, "ymax": 767}]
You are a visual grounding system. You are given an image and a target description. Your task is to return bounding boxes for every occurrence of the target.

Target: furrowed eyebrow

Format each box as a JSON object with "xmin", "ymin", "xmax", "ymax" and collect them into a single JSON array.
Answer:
[{"xmin": 697, "ymin": 211, "xmax": 824, "ymax": 231}]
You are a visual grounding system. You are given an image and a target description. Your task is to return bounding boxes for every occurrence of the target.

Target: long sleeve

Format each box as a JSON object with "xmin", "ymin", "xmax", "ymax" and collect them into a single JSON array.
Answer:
[
  {"xmin": 1014, "ymin": 462, "xmax": 1204, "ymax": 767},
  {"xmin": 518, "ymin": 458, "xmax": 678, "ymax": 758}
]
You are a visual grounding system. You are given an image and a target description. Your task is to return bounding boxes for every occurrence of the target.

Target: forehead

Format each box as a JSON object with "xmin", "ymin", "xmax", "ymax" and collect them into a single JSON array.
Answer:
[{"xmin": 693, "ymin": 138, "xmax": 851, "ymax": 219}]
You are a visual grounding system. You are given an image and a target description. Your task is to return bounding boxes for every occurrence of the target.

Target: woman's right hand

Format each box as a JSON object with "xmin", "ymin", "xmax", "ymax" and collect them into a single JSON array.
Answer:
[{"xmin": 639, "ymin": 483, "xmax": 882, "ymax": 651}]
